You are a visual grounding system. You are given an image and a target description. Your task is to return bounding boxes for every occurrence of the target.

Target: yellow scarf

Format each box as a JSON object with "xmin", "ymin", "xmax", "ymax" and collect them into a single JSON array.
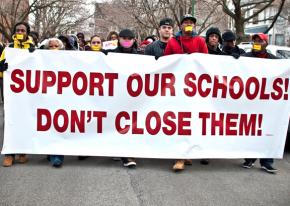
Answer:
[{"xmin": 12, "ymin": 35, "xmax": 34, "ymax": 49}]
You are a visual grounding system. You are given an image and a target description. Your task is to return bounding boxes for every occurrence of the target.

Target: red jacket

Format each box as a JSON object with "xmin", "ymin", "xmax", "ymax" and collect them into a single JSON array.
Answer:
[{"xmin": 164, "ymin": 35, "xmax": 208, "ymax": 55}]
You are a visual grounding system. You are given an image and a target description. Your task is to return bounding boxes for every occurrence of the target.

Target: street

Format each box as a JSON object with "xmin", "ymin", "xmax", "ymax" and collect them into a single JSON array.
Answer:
[{"xmin": 0, "ymin": 103, "xmax": 289, "ymax": 206}]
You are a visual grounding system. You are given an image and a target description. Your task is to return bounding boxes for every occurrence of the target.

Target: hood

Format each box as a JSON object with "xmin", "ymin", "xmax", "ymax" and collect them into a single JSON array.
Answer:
[{"xmin": 175, "ymin": 30, "xmax": 197, "ymax": 37}]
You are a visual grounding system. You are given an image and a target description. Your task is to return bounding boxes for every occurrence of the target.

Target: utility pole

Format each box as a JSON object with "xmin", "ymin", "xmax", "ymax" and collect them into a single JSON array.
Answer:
[{"xmin": 192, "ymin": 0, "xmax": 195, "ymax": 16}]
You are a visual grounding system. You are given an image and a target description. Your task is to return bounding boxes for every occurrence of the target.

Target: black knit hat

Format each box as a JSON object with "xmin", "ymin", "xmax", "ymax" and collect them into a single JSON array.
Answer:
[
  {"xmin": 181, "ymin": 14, "xmax": 197, "ymax": 24},
  {"xmin": 119, "ymin": 29, "xmax": 135, "ymax": 39},
  {"xmin": 222, "ymin": 30, "xmax": 236, "ymax": 42},
  {"xmin": 159, "ymin": 18, "xmax": 174, "ymax": 27},
  {"xmin": 206, "ymin": 27, "xmax": 222, "ymax": 43}
]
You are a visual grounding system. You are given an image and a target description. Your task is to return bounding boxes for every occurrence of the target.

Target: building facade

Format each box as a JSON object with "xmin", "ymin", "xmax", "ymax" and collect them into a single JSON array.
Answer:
[{"xmin": 227, "ymin": 0, "xmax": 290, "ymax": 46}]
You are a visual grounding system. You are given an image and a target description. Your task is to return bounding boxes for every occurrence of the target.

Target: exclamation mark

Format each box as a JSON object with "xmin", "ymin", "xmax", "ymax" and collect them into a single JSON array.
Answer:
[
  {"xmin": 284, "ymin": 78, "xmax": 289, "ymax": 100},
  {"xmin": 257, "ymin": 114, "xmax": 263, "ymax": 136}
]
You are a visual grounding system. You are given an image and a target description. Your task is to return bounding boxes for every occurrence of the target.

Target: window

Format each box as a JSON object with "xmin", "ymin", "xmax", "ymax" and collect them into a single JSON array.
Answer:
[{"xmin": 275, "ymin": 34, "xmax": 285, "ymax": 46}]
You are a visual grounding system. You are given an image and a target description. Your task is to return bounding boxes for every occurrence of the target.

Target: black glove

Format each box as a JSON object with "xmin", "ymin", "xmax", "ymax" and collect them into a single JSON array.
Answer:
[
  {"xmin": 0, "ymin": 59, "xmax": 8, "ymax": 72},
  {"xmin": 231, "ymin": 53, "xmax": 240, "ymax": 59},
  {"xmin": 28, "ymin": 47, "xmax": 36, "ymax": 53}
]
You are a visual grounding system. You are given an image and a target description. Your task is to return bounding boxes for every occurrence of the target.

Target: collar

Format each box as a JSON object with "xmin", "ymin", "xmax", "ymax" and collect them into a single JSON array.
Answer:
[{"xmin": 12, "ymin": 35, "xmax": 34, "ymax": 49}]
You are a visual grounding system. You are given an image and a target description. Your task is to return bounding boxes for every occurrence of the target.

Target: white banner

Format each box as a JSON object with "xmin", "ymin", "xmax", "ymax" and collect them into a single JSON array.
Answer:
[{"xmin": 2, "ymin": 48, "xmax": 290, "ymax": 158}]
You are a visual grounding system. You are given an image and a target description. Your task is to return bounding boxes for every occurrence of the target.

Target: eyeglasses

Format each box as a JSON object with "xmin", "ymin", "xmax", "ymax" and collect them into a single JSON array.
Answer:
[
  {"xmin": 16, "ymin": 29, "xmax": 26, "ymax": 33},
  {"xmin": 92, "ymin": 41, "xmax": 101, "ymax": 44}
]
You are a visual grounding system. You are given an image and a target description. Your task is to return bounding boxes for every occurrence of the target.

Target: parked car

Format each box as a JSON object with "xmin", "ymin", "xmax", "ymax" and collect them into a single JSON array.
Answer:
[
  {"xmin": 266, "ymin": 45, "xmax": 290, "ymax": 59},
  {"xmin": 237, "ymin": 42, "xmax": 252, "ymax": 53}
]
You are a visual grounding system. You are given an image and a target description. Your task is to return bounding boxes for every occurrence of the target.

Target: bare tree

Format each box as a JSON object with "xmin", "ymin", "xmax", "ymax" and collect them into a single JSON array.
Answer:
[
  {"xmin": 279, "ymin": 0, "xmax": 290, "ymax": 23},
  {"xmin": 0, "ymin": 0, "xmax": 93, "ymax": 42},
  {"xmin": 195, "ymin": 0, "xmax": 228, "ymax": 34},
  {"xmin": 116, "ymin": 0, "xmax": 227, "ymax": 38},
  {"xmin": 215, "ymin": 0, "xmax": 286, "ymax": 40},
  {"xmin": 0, "ymin": 0, "xmax": 58, "ymax": 41},
  {"xmin": 264, "ymin": 0, "xmax": 286, "ymax": 33},
  {"xmin": 31, "ymin": 0, "xmax": 93, "ymax": 41}
]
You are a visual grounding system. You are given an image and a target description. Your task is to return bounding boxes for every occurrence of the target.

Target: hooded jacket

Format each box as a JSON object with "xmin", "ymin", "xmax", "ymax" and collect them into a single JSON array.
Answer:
[
  {"xmin": 9, "ymin": 35, "xmax": 35, "ymax": 49},
  {"xmin": 164, "ymin": 31, "xmax": 208, "ymax": 55},
  {"xmin": 0, "ymin": 35, "xmax": 35, "ymax": 77}
]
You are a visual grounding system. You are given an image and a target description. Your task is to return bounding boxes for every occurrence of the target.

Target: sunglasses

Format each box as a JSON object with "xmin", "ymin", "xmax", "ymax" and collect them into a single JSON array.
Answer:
[{"xmin": 92, "ymin": 41, "xmax": 101, "ymax": 44}]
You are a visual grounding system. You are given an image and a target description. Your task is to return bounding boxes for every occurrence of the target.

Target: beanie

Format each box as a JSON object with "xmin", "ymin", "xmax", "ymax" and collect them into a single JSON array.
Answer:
[
  {"xmin": 206, "ymin": 27, "xmax": 222, "ymax": 43},
  {"xmin": 119, "ymin": 29, "xmax": 135, "ymax": 39},
  {"xmin": 222, "ymin": 30, "xmax": 236, "ymax": 42}
]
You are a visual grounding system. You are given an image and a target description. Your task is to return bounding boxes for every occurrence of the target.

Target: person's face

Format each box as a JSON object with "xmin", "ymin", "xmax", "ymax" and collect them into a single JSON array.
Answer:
[
  {"xmin": 49, "ymin": 40, "xmax": 60, "ymax": 50},
  {"xmin": 252, "ymin": 36, "xmax": 267, "ymax": 52},
  {"xmin": 119, "ymin": 37, "xmax": 134, "ymax": 48},
  {"xmin": 181, "ymin": 19, "xmax": 195, "ymax": 34},
  {"xmin": 15, "ymin": 24, "xmax": 27, "ymax": 40},
  {"xmin": 91, "ymin": 36, "xmax": 102, "ymax": 45},
  {"xmin": 208, "ymin": 34, "xmax": 219, "ymax": 47},
  {"xmin": 159, "ymin": 25, "xmax": 173, "ymax": 39},
  {"xmin": 77, "ymin": 35, "xmax": 84, "ymax": 41},
  {"xmin": 110, "ymin": 34, "xmax": 118, "ymax": 41},
  {"xmin": 91, "ymin": 36, "xmax": 102, "ymax": 51},
  {"xmin": 224, "ymin": 41, "xmax": 235, "ymax": 48}
]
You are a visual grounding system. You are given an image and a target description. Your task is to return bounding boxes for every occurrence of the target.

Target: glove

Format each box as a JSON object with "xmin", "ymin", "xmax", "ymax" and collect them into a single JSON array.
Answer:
[
  {"xmin": 231, "ymin": 53, "xmax": 240, "ymax": 59},
  {"xmin": 0, "ymin": 59, "xmax": 8, "ymax": 72},
  {"xmin": 28, "ymin": 47, "xmax": 36, "ymax": 53}
]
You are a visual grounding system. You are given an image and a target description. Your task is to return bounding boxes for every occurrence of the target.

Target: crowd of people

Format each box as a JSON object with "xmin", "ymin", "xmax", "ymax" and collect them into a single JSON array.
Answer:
[{"xmin": 0, "ymin": 14, "xmax": 281, "ymax": 174}]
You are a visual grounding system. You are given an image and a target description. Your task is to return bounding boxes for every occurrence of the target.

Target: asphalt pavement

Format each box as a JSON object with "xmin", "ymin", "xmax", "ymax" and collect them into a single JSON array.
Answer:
[{"xmin": 0, "ymin": 103, "xmax": 289, "ymax": 206}]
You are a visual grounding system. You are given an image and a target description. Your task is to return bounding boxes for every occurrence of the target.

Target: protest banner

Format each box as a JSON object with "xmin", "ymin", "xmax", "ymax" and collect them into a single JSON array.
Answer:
[{"xmin": 1, "ymin": 48, "xmax": 290, "ymax": 158}]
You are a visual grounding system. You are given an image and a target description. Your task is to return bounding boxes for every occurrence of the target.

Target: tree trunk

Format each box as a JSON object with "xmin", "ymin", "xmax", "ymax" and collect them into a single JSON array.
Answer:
[{"xmin": 235, "ymin": 18, "xmax": 245, "ymax": 42}]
